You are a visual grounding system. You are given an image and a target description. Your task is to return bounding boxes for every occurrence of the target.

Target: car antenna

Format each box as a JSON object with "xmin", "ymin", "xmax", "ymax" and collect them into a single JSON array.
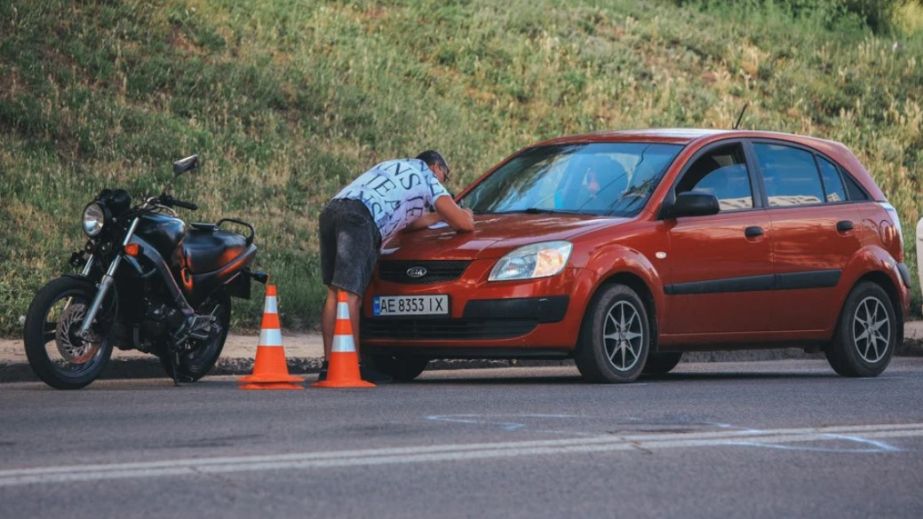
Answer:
[{"xmin": 733, "ymin": 102, "xmax": 749, "ymax": 130}]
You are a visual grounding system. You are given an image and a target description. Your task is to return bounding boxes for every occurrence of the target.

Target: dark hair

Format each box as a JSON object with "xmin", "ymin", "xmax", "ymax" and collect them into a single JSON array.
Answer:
[{"xmin": 416, "ymin": 150, "xmax": 448, "ymax": 172}]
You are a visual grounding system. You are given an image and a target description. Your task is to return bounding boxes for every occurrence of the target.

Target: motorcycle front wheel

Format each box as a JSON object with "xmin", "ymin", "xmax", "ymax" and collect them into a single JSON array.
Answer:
[
  {"xmin": 159, "ymin": 291, "xmax": 231, "ymax": 383},
  {"xmin": 23, "ymin": 276, "xmax": 114, "ymax": 389}
]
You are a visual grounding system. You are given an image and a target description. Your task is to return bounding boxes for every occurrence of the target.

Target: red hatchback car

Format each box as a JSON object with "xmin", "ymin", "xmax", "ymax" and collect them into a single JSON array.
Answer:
[{"xmin": 361, "ymin": 129, "xmax": 911, "ymax": 383}]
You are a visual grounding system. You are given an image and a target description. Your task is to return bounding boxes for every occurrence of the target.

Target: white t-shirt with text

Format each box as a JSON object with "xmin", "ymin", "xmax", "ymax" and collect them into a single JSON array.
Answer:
[{"xmin": 334, "ymin": 159, "xmax": 450, "ymax": 242}]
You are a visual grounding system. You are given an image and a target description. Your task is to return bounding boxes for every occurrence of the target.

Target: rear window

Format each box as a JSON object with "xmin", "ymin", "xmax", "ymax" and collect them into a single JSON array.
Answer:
[
  {"xmin": 753, "ymin": 143, "xmax": 825, "ymax": 207},
  {"xmin": 816, "ymin": 156, "xmax": 846, "ymax": 203},
  {"xmin": 842, "ymin": 171, "xmax": 870, "ymax": 201}
]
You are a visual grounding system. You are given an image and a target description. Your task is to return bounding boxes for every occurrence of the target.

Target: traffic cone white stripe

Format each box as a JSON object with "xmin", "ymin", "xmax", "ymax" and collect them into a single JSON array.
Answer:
[
  {"xmin": 331, "ymin": 332, "xmax": 356, "ymax": 353},
  {"xmin": 264, "ymin": 296, "xmax": 278, "ymax": 314},
  {"xmin": 259, "ymin": 328, "xmax": 283, "ymax": 347},
  {"xmin": 336, "ymin": 301, "xmax": 349, "ymax": 320}
]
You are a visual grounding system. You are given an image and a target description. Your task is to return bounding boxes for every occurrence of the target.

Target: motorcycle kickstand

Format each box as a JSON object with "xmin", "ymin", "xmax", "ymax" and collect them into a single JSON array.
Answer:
[{"xmin": 170, "ymin": 351, "xmax": 182, "ymax": 387}]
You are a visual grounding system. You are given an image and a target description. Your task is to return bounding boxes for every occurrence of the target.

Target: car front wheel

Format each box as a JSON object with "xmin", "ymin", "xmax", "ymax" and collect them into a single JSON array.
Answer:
[
  {"xmin": 826, "ymin": 282, "xmax": 896, "ymax": 377},
  {"xmin": 575, "ymin": 284, "xmax": 651, "ymax": 383}
]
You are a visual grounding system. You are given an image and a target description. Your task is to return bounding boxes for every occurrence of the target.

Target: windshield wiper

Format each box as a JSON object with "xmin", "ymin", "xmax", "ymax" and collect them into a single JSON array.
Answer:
[{"xmin": 494, "ymin": 208, "xmax": 577, "ymax": 215}]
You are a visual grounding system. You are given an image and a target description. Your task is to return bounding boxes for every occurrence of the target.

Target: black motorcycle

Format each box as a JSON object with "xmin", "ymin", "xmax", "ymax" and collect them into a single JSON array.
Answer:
[{"xmin": 23, "ymin": 155, "xmax": 266, "ymax": 389}]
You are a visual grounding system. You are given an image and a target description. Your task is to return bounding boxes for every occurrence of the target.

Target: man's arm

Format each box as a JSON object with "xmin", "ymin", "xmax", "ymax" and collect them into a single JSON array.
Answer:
[{"xmin": 434, "ymin": 196, "xmax": 475, "ymax": 232}]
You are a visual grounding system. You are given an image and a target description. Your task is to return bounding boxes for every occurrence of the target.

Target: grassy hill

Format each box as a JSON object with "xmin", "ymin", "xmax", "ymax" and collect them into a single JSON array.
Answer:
[{"xmin": 1, "ymin": 0, "xmax": 920, "ymax": 335}]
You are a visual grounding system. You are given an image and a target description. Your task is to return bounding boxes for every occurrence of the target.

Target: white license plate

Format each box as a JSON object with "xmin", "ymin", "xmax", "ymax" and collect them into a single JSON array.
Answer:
[{"xmin": 372, "ymin": 295, "xmax": 449, "ymax": 316}]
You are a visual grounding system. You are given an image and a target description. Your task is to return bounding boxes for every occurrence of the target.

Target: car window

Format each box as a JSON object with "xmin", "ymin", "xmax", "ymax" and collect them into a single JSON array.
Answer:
[
  {"xmin": 816, "ymin": 156, "xmax": 846, "ymax": 203},
  {"xmin": 753, "ymin": 143, "xmax": 825, "ymax": 207},
  {"xmin": 841, "ymin": 171, "xmax": 870, "ymax": 201},
  {"xmin": 676, "ymin": 143, "xmax": 753, "ymax": 211}
]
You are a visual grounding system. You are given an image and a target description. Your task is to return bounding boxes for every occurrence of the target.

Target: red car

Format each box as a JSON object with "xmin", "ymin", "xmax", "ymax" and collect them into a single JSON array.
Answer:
[{"xmin": 361, "ymin": 129, "xmax": 911, "ymax": 383}]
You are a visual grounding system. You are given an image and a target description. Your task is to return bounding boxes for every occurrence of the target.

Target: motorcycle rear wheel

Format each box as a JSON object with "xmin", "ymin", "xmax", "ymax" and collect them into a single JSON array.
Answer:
[
  {"xmin": 23, "ymin": 276, "xmax": 114, "ymax": 389},
  {"xmin": 159, "ymin": 292, "xmax": 231, "ymax": 383}
]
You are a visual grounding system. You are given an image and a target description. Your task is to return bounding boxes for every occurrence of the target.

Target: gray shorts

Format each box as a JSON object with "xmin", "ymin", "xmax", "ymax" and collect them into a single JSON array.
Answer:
[{"xmin": 319, "ymin": 198, "xmax": 382, "ymax": 295}]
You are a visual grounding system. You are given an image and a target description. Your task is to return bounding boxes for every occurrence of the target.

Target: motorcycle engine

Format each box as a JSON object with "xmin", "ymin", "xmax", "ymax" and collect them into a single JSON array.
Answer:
[{"xmin": 142, "ymin": 298, "xmax": 185, "ymax": 338}]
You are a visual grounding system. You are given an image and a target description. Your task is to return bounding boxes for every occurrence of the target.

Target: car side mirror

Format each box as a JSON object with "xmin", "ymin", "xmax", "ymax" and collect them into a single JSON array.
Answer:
[{"xmin": 663, "ymin": 192, "xmax": 720, "ymax": 219}]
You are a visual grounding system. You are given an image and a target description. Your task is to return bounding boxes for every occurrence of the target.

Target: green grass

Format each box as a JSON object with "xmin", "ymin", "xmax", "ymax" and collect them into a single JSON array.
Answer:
[{"xmin": 1, "ymin": 0, "xmax": 920, "ymax": 335}]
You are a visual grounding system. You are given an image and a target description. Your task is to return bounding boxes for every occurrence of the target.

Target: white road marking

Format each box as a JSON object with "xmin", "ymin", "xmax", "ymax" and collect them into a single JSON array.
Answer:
[
  {"xmin": 2, "ymin": 422, "xmax": 922, "ymax": 487},
  {"xmin": 425, "ymin": 413, "xmax": 580, "ymax": 431}
]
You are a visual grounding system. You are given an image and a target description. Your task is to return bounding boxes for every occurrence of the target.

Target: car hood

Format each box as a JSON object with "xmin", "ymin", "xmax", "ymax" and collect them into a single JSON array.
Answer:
[{"xmin": 380, "ymin": 213, "xmax": 627, "ymax": 261}]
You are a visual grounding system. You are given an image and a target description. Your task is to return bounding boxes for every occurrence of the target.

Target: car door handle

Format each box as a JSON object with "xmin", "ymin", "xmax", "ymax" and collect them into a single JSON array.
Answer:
[
  {"xmin": 744, "ymin": 226, "xmax": 764, "ymax": 238},
  {"xmin": 836, "ymin": 220, "xmax": 854, "ymax": 232}
]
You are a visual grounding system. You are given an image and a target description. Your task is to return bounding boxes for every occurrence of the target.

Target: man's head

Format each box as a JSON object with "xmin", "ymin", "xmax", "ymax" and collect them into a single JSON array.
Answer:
[{"xmin": 417, "ymin": 150, "xmax": 450, "ymax": 183}]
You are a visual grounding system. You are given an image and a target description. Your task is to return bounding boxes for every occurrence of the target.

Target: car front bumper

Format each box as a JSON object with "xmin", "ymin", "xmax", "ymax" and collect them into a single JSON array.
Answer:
[{"xmin": 361, "ymin": 262, "xmax": 595, "ymax": 356}]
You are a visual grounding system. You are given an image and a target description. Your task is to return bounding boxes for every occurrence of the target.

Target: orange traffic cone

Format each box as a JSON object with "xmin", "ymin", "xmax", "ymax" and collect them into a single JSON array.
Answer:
[
  {"xmin": 312, "ymin": 291, "xmax": 375, "ymax": 389},
  {"xmin": 239, "ymin": 284, "xmax": 304, "ymax": 390}
]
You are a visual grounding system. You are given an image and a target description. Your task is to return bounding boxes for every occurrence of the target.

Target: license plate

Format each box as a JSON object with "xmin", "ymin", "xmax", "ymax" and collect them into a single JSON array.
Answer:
[{"xmin": 372, "ymin": 295, "xmax": 449, "ymax": 316}]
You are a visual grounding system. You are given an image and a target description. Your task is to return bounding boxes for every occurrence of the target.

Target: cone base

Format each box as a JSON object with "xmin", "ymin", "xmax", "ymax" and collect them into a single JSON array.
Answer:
[
  {"xmin": 240, "ymin": 381, "xmax": 304, "ymax": 390},
  {"xmin": 239, "ymin": 373, "xmax": 304, "ymax": 391},
  {"xmin": 311, "ymin": 379, "xmax": 376, "ymax": 389}
]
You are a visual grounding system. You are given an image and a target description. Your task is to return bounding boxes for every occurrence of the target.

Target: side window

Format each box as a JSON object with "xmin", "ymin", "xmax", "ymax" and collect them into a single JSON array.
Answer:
[
  {"xmin": 676, "ymin": 143, "xmax": 753, "ymax": 211},
  {"xmin": 817, "ymin": 156, "xmax": 846, "ymax": 203},
  {"xmin": 753, "ymin": 143, "xmax": 824, "ymax": 207},
  {"xmin": 841, "ymin": 171, "xmax": 870, "ymax": 201}
]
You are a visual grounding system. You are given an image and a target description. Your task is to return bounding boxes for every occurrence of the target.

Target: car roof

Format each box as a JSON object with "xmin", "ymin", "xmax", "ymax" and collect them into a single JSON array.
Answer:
[{"xmin": 533, "ymin": 128, "xmax": 841, "ymax": 148}]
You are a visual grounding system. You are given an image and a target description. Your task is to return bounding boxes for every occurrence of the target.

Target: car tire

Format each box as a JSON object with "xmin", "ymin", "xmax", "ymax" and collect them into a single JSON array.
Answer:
[
  {"xmin": 575, "ymin": 284, "xmax": 650, "ymax": 383},
  {"xmin": 366, "ymin": 354, "xmax": 428, "ymax": 382},
  {"xmin": 826, "ymin": 282, "xmax": 896, "ymax": 377},
  {"xmin": 643, "ymin": 352, "xmax": 682, "ymax": 375}
]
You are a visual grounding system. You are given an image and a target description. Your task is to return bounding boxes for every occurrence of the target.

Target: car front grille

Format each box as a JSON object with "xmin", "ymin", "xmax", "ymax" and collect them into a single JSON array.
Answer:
[
  {"xmin": 361, "ymin": 318, "xmax": 537, "ymax": 340},
  {"xmin": 378, "ymin": 260, "xmax": 471, "ymax": 284}
]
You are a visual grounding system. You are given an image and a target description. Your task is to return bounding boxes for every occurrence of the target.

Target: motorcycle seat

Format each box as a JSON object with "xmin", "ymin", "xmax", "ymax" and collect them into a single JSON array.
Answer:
[{"xmin": 183, "ymin": 228, "xmax": 248, "ymax": 274}]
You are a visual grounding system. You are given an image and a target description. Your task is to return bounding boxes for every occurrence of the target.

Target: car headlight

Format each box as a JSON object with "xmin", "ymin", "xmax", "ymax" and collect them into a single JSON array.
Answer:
[
  {"xmin": 82, "ymin": 203, "xmax": 105, "ymax": 237},
  {"xmin": 489, "ymin": 241, "xmax": 573, "ymax": 281}
]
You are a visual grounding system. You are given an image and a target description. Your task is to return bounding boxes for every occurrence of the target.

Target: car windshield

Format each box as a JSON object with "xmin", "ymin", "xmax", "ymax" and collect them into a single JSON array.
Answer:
[{"xmin": 460, "ymin": 142, "xmax": 683, "ymax": 216}]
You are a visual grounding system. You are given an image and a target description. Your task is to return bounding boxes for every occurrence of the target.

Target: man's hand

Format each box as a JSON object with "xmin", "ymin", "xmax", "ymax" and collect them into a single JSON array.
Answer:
[
  {"xmin": 402, "ymin": 211, "xmax": 443, "ymax": 233},
  {"xmin": 435, "ymin": 197, "xmax": 475, "ymax": 232}
]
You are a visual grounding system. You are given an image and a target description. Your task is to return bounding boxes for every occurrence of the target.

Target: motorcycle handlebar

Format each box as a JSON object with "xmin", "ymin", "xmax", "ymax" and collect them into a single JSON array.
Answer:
[
  {"xmin": 158, "ymin": 194, "xmax": 198, "ymax": 211},
  {"xmin": 172, "ymin": 198, "xmax": 198, "ymax": 211}
]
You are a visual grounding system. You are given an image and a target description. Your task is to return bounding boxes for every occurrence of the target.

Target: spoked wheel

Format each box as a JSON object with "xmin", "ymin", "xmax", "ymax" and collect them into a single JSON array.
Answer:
[
  {"xmin": 575, "ymin": 284, "xmax": 651, "ymax": 383},
  {"xmin": 23, "ymin": 277, "xmax": 114, "ymax": 389},
  {"xmin": 826, "ymin": 282, "xmax": 896, "ymax": 377},
  {"xmin": 159, "ymin": 292, "xmax": 231, "ymax": 383}
]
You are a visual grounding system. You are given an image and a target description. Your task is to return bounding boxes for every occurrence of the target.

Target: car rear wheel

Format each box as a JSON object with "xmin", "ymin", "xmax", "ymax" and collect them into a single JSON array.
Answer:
[
  {"xmin": 643, "ymin": 352, "xmax": 683, "ymax": 375},
  {"xmin": 366, "ymin": 354, "xmax": 428, "ymax": 382},
  {"xmin": 575, "ymin": 284, "xmax": 650, "ymax": 383},
  {"xmin": 826, "ymin": 282, "xmax": 896, "ymax": 377}
]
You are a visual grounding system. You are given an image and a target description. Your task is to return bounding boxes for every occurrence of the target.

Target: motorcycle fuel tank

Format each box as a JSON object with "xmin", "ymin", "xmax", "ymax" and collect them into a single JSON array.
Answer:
[{"xmin": 136, "ymin": 213, "xmax": 186, "ymax": 261}]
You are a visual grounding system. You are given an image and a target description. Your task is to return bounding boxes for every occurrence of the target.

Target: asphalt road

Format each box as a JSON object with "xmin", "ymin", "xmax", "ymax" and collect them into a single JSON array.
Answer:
[{"xmin": 2, "ymin": 359, "xmax": 923, "ymax": 518}]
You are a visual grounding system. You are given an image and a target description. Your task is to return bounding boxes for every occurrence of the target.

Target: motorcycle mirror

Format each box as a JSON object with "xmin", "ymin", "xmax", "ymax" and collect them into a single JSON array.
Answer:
[{"xmin": 172, "ymin": 154, "xmax": 199, "ymax": 176}]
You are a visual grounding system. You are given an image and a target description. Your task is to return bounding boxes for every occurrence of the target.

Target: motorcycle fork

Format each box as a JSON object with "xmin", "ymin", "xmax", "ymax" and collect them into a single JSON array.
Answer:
[
  {"xmin": 62, "ymin": 255, "xmax": 97, "ymax": 315},
  {"xmin": 78, "ymin": 217, "xmax": 140, "ymax": 339}
]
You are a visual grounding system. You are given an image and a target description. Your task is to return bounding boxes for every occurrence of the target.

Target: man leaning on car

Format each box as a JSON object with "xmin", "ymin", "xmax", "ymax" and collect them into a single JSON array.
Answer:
[{"xmin": 317, "ymin": 150, "xmax": 474, "ymax": 380}]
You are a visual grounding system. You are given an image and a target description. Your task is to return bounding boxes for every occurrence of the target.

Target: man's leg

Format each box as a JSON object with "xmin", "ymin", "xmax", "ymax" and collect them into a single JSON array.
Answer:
[
  {"xmin": 321, "ymin": 286, "xmax": 337, "ymax": 358},
  {"xmin": 341, "ymin": 289, "xmax": 362, "ymax": 354}
]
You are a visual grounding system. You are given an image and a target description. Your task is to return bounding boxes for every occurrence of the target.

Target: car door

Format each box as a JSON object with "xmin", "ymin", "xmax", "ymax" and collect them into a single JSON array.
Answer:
[
  {"xmin": 663, "ymin": 141, "xmax": 774, "ymax": 336},
  {"xmin": 749, "ymin": 141, "xmax": 862, "ymax": 332}
]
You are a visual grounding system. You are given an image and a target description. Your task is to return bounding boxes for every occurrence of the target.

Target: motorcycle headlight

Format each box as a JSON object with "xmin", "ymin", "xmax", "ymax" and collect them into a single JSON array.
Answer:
[
  {"xmin": 82, "ymin": 203, "xmax": 105, "ymax": 237},
  {"xmin": 488, "ymin": 241, "xmax": 573, "ymax": 281}
]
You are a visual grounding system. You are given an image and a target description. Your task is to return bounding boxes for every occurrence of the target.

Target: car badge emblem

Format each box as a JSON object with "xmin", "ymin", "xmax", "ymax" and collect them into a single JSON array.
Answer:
[{"xmin": 406, "ymin": 266, "xmax": 428, "ymax": 279}]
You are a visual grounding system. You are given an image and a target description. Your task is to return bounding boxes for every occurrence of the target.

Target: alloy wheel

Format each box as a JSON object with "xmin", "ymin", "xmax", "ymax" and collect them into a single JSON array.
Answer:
[
  {"xmin": 852, "ymin": 296, "xmax": 890, "ymax": 364},
  {"xmin": 602, "ymin": 300, "xmax": 644, "ymax": 372}
]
